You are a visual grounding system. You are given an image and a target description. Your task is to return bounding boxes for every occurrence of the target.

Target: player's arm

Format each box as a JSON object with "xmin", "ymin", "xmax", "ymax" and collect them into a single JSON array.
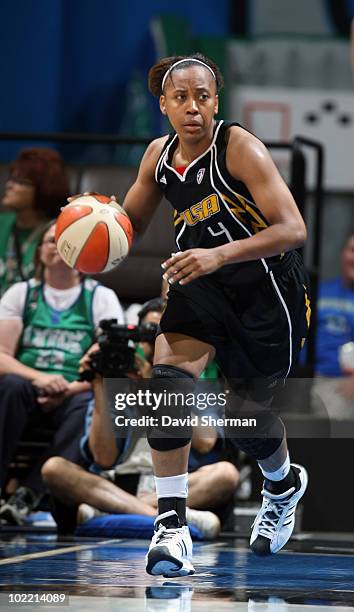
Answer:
[
  {"xmin": 216, "ymin": 127, "xmax": 307, "ymax": 265},
  {"xmin": 123, "ymin": 136, "xmax": 168, "ymax": 236}
]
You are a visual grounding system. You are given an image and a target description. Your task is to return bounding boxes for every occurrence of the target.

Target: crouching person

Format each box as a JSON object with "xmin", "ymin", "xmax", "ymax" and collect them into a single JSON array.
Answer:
[{"xmin": 42, "ymin": 299, "xmax": 239, "ymax": 538}]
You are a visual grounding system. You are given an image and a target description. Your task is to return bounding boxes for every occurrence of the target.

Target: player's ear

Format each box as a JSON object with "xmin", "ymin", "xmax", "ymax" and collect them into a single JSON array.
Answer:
[
  {"xmin": 160, "ymin": 95, "xmax": 167, "ymax": 115},
  {"xmin": 214, "ymin": 94, "xmax": 219, "ymax": 116}
]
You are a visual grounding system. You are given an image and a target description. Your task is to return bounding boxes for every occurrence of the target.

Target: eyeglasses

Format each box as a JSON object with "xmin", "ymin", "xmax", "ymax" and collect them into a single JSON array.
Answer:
[{"xmin": 41, "ymin": 236, "xmax": 56, "ymax": 245}]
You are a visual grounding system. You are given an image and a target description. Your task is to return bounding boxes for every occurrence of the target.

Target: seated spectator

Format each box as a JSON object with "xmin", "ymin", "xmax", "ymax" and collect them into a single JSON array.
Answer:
[
  {"xmin": 0, "ymin": 147, "xmax": 70, "ymax": 297},
  {"xmin": 0, "ymin": 221, "xmax": 124, "ymax": 524},
  {"xmin": 42, "ymin": 300, "xmax": 239, "ymax": 539},
  {"xmin": 312, "ymin": 231, "xmax": 354, "ymax": 418}
]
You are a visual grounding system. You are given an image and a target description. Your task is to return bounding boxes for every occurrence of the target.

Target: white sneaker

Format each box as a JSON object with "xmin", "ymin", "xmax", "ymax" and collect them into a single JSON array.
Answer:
[
  {"xmin": 77, "ymin": 504, "xmax": 106, "ymax": 524},
  {"xmin": 250, "ymin": 464, "xmax": 308, "ymax": 555},
  {"xmin": 0, "ymin": 486, "xmax": 38, "ymax": 526},
  {"xmin": 185, "ymin": 507, "xmax": 220, "ymax": 540},
  {"xmin": 146, "ymin": 510, "xmax": 195, "ymax": 577}
]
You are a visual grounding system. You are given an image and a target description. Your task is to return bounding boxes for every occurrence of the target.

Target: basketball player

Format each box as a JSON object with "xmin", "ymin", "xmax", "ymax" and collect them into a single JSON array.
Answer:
[{"xmin": 122, "ymin": 53, "xmax": 310, "ymax": 577}]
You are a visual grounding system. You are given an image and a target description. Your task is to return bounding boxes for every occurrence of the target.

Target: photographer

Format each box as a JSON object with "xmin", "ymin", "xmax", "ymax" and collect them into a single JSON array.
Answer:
[{"xmin": 42, "ymin": 299, "xmax": 239, "ymax": 538}]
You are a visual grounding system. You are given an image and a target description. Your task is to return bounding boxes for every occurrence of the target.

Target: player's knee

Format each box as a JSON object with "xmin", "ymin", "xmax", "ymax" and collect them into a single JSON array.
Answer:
[{"xmin": 146, "ymin": 364, "xmax": 195, "ymax": 451}]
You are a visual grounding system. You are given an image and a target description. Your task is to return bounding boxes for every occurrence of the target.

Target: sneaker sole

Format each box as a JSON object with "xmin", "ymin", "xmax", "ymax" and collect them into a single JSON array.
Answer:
[{"xmin": 146, "ymin": 548, "xmax": 195, "ymax": 577}]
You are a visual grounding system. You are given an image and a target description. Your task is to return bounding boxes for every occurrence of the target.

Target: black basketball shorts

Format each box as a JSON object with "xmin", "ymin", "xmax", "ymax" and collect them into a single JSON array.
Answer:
[{"xmin": 158, "ymin": 251, "xmax": 310, "ymax": 383}]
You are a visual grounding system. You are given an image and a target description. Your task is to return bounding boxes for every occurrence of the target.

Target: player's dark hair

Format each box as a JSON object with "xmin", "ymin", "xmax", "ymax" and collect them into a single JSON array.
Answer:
[
  {"xmin": 9, "ymin": 147, "xmax": 70, "ymax": 218},
  {"xmin": 148, "ymin": 53, "xmax": 224, "ymax": 97}
]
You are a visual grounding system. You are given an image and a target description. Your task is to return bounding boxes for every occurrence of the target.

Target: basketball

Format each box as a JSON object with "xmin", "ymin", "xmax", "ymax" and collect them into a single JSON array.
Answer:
[{"xmin": 55, "ymin": 193, "xmax": 133, "ymax": 274}]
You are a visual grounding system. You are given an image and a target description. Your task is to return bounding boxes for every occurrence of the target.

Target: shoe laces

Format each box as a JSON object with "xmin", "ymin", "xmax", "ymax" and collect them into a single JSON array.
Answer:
[
  {"xmin": 254, "ymin": 489, "xmax": 295, "ymax": 539},
  {"xmin": 155, "ymin": 524, "xmax": 180, "ymax": 544}
]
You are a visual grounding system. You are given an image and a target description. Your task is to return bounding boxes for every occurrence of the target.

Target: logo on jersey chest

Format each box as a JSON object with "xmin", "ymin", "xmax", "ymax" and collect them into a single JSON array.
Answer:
[
  {"xmin": 182, "ymin": 194, "xmax": 220, "ymax": 226},
  {"xmin": 197, "ymin": 168, "xmax": 205, "ymax": 184}
]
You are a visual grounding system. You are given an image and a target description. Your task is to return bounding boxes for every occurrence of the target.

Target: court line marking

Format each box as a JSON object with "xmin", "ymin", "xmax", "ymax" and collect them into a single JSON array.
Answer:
[{"xmin": 0, "ymin": 539, "xmax": 120, "ymax": 566}]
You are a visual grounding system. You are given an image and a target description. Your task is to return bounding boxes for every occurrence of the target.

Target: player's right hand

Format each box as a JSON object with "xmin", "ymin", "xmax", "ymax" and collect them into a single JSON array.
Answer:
[{"xmin": 32, "ymin": 373, "xmax": 70, "ymax": 396}]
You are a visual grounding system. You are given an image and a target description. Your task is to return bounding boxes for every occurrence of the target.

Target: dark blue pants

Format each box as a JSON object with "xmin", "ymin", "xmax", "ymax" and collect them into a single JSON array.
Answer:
[{"xmin": 0, "ymin": 374, "xmax": 92, "ymax": 493}]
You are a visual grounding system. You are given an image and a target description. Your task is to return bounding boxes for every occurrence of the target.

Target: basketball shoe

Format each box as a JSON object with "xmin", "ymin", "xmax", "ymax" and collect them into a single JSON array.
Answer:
[
  {"xmin": 250, "ymin": 464, "xmax": 308, "ymax": 555},
  {"xmin": 146, "ymin": 510, "xmax": 195, "ymax": 577}
]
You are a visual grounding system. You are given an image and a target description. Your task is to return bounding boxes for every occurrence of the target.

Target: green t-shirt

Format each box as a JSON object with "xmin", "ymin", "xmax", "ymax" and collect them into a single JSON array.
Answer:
[
  {"xmin": 16, "ymin": 279, "xmax": 97, "ymax": 382},
  {"xmin": 0, "ymin": 212, "xmax": 44, "ymax": 297}
]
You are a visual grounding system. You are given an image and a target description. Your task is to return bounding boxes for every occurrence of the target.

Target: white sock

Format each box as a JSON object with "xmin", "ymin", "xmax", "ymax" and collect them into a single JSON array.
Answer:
[
  {"xmin": 258, "ymin": 452, "xmax": 291, "ymax": 481},
  {"xmin": 154, "ymin": 473, "xmax": 188, "ymax": 498}
]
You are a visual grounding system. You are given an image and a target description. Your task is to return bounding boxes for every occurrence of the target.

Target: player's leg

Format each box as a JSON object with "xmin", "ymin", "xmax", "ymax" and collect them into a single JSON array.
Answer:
[
  {"xmin": 230, "ymin": 412, "xmax": 308, "ymax": 555},
  {"xmin": 251, "ymin": 434, "xmax": 308, "ymax": 554},
  {"xmin": 219, "ymin": 258, "xmax": 310, "ymax": 555},
  {"xmin": 145, "ymin": 332, "xmax": 215, "ymax": 577},
  {"xmin": 220, "ymin": 370, "xmax": 308, "ymax": 555},
  {"xmin": 245, "ymin": 256, "xmax": 310, "ymax": 555}
]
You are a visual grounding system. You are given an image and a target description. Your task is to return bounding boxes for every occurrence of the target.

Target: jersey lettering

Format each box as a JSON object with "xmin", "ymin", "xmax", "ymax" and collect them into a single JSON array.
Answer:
[{"xmin": 182, "ymin": 194, "xmax": 220, "ymax": 226}]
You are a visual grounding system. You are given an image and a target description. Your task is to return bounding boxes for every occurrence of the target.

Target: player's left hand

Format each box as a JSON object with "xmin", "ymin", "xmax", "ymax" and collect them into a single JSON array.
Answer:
[{"xmin": 161, "ymin": 247, "xmax": 224, "ymax": 285}]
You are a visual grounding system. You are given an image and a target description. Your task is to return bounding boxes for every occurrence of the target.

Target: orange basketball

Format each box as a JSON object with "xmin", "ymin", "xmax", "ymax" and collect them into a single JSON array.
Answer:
[{"xmin": 55, "ymin": 193, "xmax": 133, "ymax": 274}]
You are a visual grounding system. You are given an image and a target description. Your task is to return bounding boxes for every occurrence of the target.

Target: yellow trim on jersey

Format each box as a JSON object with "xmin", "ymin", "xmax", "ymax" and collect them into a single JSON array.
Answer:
[
  {"xmin": 222, "ymin": 193, "xmax": 268, "ymax": 234},
  {"xmin": 174, "ymin": 210, "xmax": 183, "ymax": 226},
  {"xmin": 303, "ymin": 284, "xmax": 311, "ymax": 328}
]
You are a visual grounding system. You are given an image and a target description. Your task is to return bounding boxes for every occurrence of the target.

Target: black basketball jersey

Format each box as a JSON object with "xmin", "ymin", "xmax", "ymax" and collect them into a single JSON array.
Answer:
[{"xmin": 155, "ymin": 120, "xmax": 294, "ymax": 286}]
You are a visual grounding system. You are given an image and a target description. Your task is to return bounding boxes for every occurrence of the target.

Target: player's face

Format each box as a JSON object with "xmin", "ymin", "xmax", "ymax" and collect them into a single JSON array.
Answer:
[
  {"xmin": 341, "ymin": 235, "xmax": 354, "ymax": 287},
  {"xmin": 160, "ymin": 66, "xmax": 218, "ymax": 143}
]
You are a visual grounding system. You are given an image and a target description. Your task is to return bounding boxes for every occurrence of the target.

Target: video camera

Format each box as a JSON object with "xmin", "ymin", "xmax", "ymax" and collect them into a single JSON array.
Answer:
[{"xmin": 80, "ymin": 318, "xmax": 158, "ymax": 380}]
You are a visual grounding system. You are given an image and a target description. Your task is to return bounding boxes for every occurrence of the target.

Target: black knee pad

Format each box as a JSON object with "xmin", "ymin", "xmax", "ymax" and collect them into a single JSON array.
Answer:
[
  {"xmin": 147, "ymin": 364, "xmax": 195, "ymax": 451},
  {"xmin": 230, "ymin": 412, "xmax": 285, "ymax": 460},
  {"xmin": 224, "ymin": 378, "xmax": 284, "ymax": 460}
]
